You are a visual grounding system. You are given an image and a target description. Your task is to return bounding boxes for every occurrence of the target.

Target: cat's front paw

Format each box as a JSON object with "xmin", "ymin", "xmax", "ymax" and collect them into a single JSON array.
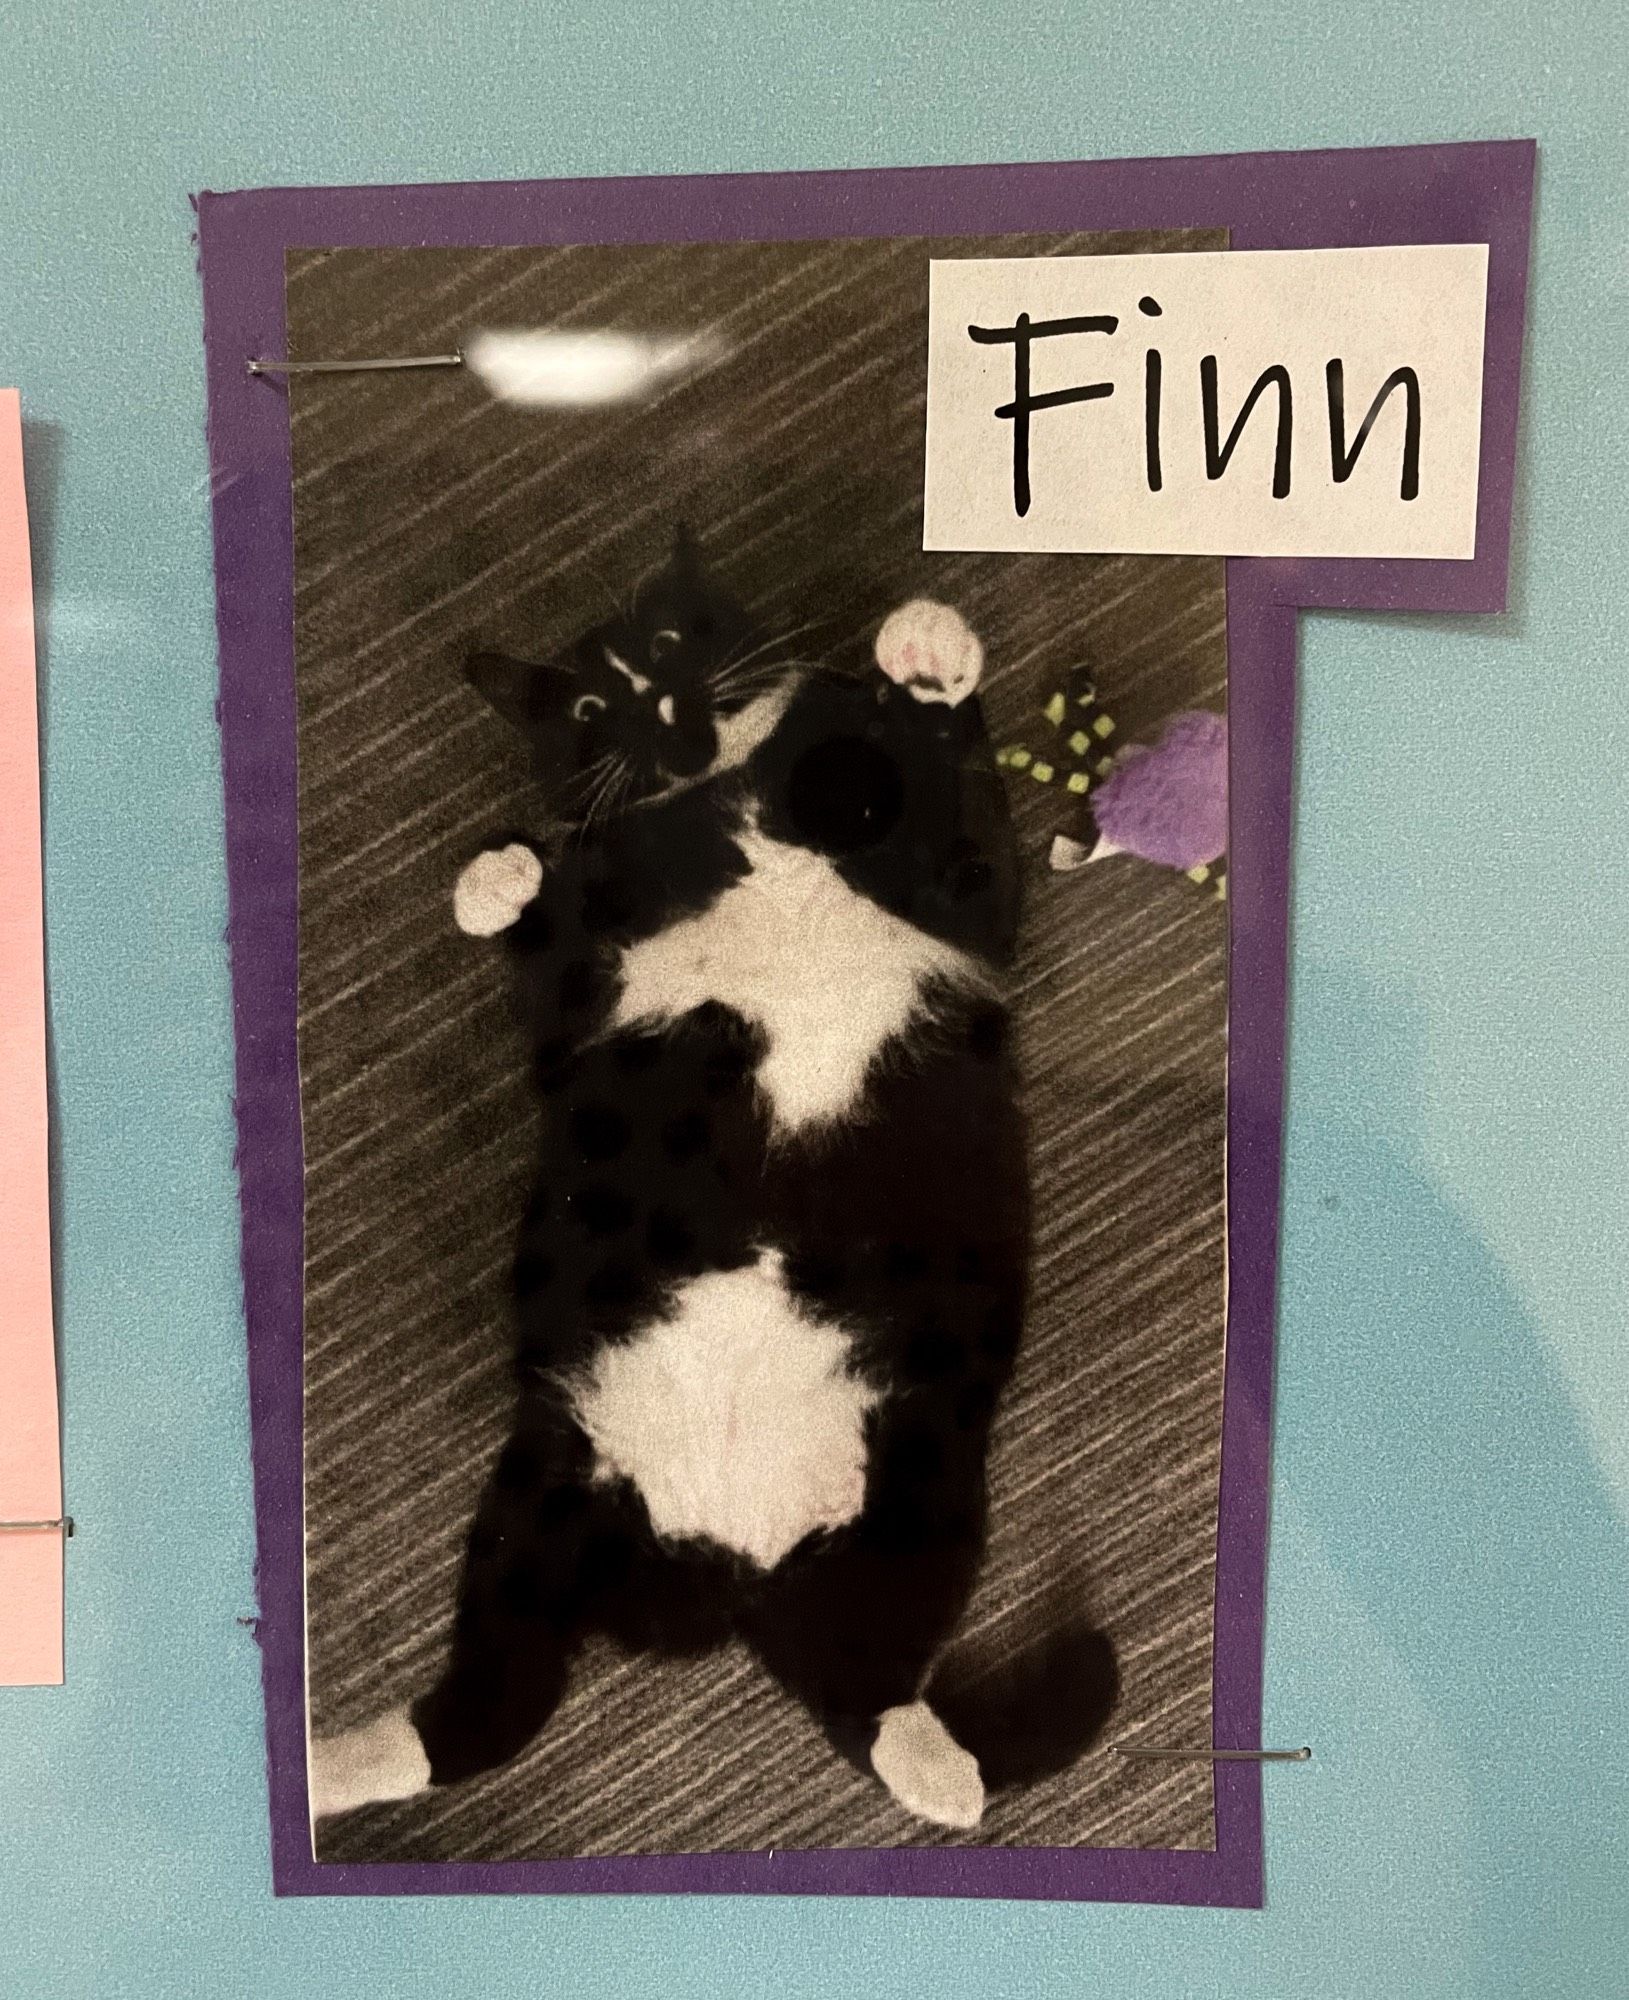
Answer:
[
  {"xmin": 453, "ymin": 843, "xmax": 543, "ymax": 936},
  {"xmin": 874, "ymin": 599, "xmax": 983, "ymax": 708}
]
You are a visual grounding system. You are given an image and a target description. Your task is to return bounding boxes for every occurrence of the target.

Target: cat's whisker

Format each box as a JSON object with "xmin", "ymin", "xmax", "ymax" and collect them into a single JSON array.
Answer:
[
  {"xmin": 709, "ymin": 669, "xmax": 784, "ymax": 704},
  {"xmin": 717, "ymin": 657, "xmax": 846, "ymax": 702},
  {"xmin": 705, "ymin": 622, "xmax": 816, "ymax": 686},
  {"xmin": 605, "ymin": 762, "xmax": 638, "ymax": 821},
  {"xmin": 568, "ymin": 750, "xmax": 617, "ymax": 789},
  {"xmin": 560, "ymin": 753, "xmax": 618, "ymax": 814},
  {"xmin": 588, "ymin": 754, "xmax": 623, "ymax": 813},
  {"xmin": 707, "ymin": 626, "xmax": 768, "ymax": 672},
  {"xmin": 574, "ymin": 753, "xmax": 628, "ymax": 836},
  {"xmin": 709, "ymin": 617, "xmax": 826, "ymax": 684},
  {"xmin": 781, "ymin": 656, "xmax": 854, "ymax": 687},
  {"xmin": 606, "ymin": 757, "xmax": 638, "ymax": 818},
  {"xmin": 709, "ymin": 651, "xmax": 820, "ymax": 699},
  {"xmin": 593, "ymin": 760, "xmax": 631, "ymax": 829},
  {"xmin": 712, "ymin": 656, "xmax": 796, "ymax": 696}
]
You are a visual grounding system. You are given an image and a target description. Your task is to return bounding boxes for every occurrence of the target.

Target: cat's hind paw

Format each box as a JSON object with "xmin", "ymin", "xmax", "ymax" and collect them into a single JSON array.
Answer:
[
  {"xmin": 874, "ymin": 599, "xmax": 983, "ymax": 708},
  {"xmin": 871, "ymin": 1700, "xmax": 986, "ymax": 1829},
  {"xmin": 309, "ymin": 1709, "xmax": 431, "ymax": 1818},
  {"xmin": 454, "ymin": 843, "xmax": 543, "ymax": 936}
]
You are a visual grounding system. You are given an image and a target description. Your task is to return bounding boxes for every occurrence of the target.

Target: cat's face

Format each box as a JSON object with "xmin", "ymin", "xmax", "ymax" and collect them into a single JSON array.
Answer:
[{"xmin": 468, "ymin": 532, "xmax": 766, "ymax": 821}]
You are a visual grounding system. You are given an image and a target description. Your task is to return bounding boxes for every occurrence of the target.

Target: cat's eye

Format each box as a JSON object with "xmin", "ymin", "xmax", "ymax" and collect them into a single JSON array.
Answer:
[
  {"xmin": 650, "ymin": 628, "xmax": 682, "ymax": 661},
  {"xmin": 572, "ymin": 693, "xmax": 608, "ymax": 721}
]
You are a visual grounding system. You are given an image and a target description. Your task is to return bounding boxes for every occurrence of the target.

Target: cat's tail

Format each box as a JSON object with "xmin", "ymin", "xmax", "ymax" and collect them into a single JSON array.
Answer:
[{"xmin": 924, "ymin": 1618, "xmax": 1120, "ymax": 1790}]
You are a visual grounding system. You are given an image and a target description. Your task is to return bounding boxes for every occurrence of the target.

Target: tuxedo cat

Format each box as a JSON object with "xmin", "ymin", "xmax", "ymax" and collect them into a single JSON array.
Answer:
[{"xmin": 310, "ymin": 532, "xmax": 1118, "ymax": 1832}]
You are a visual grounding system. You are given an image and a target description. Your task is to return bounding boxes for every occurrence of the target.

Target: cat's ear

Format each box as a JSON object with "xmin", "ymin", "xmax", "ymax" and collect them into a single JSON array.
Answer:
[
  {"xmin": 467, "ymin": 651, "xmax": 575, "ymax": 734},
  {"xmin": 467, "ymin": 651, "xmax": 535, "ymax": 731},
  {"xmin": 467, "ymin": 651, "xmax": 580, "ymax": 792},
  {"xmin": 672, "ymin": 521, "xmax": 702, "ymax": 577}
]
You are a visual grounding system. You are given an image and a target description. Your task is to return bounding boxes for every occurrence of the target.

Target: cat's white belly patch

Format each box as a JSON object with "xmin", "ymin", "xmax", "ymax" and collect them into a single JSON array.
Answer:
[
  {"xmin": 608, "ymin": 825, "xmax": 972, "ymax": 1130},
  {"xmin": 570, "ymin": 1251, "xmax": 876, "ymax": 1569}
]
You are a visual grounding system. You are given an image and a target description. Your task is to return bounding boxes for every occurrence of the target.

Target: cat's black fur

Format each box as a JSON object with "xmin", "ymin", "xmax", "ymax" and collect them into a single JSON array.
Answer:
[{"xmin": 410, "ymin": 535, "xmax": 1118, "ymax": 1810}]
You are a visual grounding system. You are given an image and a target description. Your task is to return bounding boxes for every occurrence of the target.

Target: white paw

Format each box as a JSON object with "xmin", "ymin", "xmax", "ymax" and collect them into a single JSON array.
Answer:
[
  {"xmin": 454, "ymin": 842, "xmax": 542, "ymax": 936},
  {"xmin": 874, "ymin": 599, "xmax": 983, "ymax": 707},
  {"xmin": 871, "ymin": 1700, "xmax": 985, "ymax": 1829},
  {"xmin": 309, "ymin": 1709, "xmax": 431, "ymax": 1819}
]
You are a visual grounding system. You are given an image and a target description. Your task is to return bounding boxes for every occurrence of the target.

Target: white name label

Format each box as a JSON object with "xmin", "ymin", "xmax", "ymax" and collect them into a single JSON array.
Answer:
[{"xmin": 923, "ymin": 245, "xmax": 1489, "ymax": 560}]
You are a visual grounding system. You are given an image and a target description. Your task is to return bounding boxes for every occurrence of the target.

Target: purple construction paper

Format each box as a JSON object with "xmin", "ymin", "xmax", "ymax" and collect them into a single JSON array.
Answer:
[{"xmin": 196, "ymin": 139, "xmax": 1534, "ymax": 1907}]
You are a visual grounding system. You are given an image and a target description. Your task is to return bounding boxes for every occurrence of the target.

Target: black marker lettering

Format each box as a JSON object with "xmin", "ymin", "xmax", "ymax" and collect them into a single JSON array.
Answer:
[
  {"xmin": 1201, "ymin": 357, "xmax": 1293, "ymax": 499},
  {"xmin": 967, "ymin": 312, "xmax": 1118, "ymax": 517},
  {"xmin": 1139, "ymin": 297, "xmax": 1163, "ymax": 492},
  {"xmin": 1326, "ymin": 360, "xmax": 1421, "ymax": 500},
  {"xmin": 1144, "ymin": 350, "xmax": 1163, "ymax": 492}
]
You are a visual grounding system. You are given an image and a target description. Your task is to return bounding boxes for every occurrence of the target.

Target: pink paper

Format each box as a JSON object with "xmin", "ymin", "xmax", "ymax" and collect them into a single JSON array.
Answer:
[{"xmin": 0, "ymin": 388, "xmax": 62, "ymax": 1686}]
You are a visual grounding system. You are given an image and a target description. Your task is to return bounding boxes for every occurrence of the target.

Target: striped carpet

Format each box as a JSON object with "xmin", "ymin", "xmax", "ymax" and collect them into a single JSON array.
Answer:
[{"xmin": 287, "ymin": 230, "xmax": 1227, "ymax": 1864}]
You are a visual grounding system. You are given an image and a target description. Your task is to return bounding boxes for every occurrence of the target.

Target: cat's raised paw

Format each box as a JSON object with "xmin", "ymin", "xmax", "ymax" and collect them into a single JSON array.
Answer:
[
  {"xmin": 454, "ymin": 843, "xmax": 543, "ymax": 936},
  {"xmin": 874, "ymin": 599, "xmax": 984, "ymax": 708}
]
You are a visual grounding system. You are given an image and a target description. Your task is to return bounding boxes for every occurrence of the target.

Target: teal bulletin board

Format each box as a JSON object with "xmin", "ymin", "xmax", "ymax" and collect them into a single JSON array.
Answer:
[{"xmin": 2, "ymin": 3, "xmax": 1626, "ymax": 1995}]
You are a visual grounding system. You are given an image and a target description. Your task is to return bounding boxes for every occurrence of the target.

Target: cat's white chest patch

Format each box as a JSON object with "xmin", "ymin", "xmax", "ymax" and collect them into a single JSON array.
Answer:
[
  {"xmin": 608, "ymin": 825, "xmax": 971, "ymax": 1130},
  {"xmin": 571, "ymin": 1252, "xmax": 876, "ymax": 1569}
]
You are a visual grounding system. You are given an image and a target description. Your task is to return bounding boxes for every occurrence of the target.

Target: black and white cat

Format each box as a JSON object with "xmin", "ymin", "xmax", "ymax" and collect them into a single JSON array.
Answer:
[{"xmin": 310, "ymin": 532, "xmax": 1118, "ymax": 1833}]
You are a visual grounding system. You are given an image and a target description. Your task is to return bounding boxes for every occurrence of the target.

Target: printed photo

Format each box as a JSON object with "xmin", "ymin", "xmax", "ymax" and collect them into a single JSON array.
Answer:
[{"xmin": 289, "ymin": 229, "xmax": 1228, "ymax": 1863}]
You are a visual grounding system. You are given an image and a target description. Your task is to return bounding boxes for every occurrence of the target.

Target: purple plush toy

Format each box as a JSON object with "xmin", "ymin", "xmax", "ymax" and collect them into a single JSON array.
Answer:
[{"xmin": 1050, "ymin": 710, "xmax": 1228, "ymax": 880}]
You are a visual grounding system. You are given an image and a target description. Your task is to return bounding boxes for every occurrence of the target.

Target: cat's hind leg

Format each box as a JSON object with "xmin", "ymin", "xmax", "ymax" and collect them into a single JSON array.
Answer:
[
  {"xmin": 741, "ymin": 1501, "xmax": 986, "ymax": 1830},
  {"xmin": 309, "ymin": 1418, "xmax": 598, "ymax": 1818}
]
